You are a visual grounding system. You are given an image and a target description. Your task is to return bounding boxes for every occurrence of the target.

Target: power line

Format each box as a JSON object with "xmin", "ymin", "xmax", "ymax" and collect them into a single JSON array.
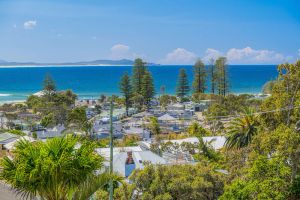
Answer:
[{"xmin": 205, "ymin": 105, "xmax": 300, "ymax": 120}]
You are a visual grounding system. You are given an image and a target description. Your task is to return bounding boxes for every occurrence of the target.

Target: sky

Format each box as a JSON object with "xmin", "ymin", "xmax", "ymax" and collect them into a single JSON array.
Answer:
[{"xmin": 0, "ymin": 0, "xmax": 300, "ymax": 65}]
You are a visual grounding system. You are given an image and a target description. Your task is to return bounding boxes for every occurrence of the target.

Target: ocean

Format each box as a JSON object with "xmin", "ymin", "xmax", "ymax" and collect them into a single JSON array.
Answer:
[{"xmin": 0, "ymin": 65, "xmax": 278, "ymax": 103}]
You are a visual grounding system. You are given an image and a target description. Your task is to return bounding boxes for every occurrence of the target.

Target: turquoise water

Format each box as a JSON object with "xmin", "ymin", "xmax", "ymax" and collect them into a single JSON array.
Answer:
[{"xmin": 0, "ymin": 65, "xmax": 278, "ymax": 103}]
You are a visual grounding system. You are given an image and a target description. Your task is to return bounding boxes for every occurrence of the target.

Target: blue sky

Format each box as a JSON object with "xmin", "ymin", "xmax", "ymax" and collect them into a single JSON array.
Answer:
[{"xmin": 0, "ymin": 0, "xmax": 299, "ymax": 64}]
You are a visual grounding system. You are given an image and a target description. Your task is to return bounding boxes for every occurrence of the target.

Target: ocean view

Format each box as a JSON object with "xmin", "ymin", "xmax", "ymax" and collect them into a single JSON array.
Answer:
[
  {"xmin": 0, "ymin": 65, "xmax": 277, "ymax": 103},
  {"xmin": 1, "ymin": 1, "xmax": 300, "ymax": 199}
]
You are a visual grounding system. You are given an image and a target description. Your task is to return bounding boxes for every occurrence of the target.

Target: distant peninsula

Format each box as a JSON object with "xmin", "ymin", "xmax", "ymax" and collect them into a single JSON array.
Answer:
[{"xmin": 0, "ymin": 59, "xmax": 158, "ymax": 66}]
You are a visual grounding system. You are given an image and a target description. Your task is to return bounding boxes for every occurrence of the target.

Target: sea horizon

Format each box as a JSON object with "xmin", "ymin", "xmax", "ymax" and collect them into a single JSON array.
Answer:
[{"xmin": 0, "ymin": 64, "xmax": 278, "ymax": 103}]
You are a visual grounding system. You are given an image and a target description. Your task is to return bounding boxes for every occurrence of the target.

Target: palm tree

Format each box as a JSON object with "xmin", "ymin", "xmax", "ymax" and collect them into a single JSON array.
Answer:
[
  {"xmin": 0, "ymin": 136, "xmax": 112, "ymax": 200},
  {"xmin": 225, "ymin": 107, "xmax": 259, "ymax": 149}
]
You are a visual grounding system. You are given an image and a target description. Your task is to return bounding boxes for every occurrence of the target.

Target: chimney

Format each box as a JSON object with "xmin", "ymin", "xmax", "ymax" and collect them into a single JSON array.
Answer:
[{"xmin": 126, "ymin": 151, "xmax": 134, "ymax": 164}]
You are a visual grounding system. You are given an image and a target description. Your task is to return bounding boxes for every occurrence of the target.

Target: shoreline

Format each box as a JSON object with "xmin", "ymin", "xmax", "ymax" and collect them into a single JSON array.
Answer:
[
  {"xmin": 0, "ymin": 92, "xmax": 267, "ymax": 105},
  {"xmin": 0, "ymin": 64, "xmax": 277, "ymax": 69}
]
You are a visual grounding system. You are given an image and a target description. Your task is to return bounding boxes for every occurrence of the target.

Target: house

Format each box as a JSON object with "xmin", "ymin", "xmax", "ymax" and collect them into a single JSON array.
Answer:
[
  {"xmin": 167, "ymin": 103, "xmax": 185, "ymax": 111},
  {"xmin": 93, "ymin": 121, "xmax": 123, "ymax": 139},
  {"xmin": 158, "ymin": 113, "xmax": 176, "ymax": 122},
  {"xmin": 0, "ymin": 133, "xmax": 19, "ymax": 150},
  {"xmin": 35, "ymin": 124, "xmax": 65, "ymax": 139},
  {"xmin": 96, "ymin": 147, "xmax": 167, "ymax": 177},
  {"xmin": 4, "ymin": 136, "xmax": 35, "ymax": 151},
  {"xmin": 123, "ymin": 127, "xmax": 150, "ymax": 139}
]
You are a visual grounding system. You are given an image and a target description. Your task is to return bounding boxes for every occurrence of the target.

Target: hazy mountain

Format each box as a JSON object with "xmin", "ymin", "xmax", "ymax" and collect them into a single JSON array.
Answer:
[{"xmin": 0, "ymin": 59, "xmax": 158, "ymax": 66}]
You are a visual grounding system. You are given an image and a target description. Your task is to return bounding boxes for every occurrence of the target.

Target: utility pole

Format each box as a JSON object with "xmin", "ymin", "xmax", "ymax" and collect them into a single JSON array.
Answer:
[{"xmin": 109, "ymin": 99, "xmax": 114, "ymax": 200}]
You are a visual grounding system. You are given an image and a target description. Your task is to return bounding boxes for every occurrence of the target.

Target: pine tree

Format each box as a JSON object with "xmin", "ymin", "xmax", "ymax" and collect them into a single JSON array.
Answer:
[
  {"xmin": 215, "ymin": 57, "xmax": 229, "ymax": 96},
  {"xmin": 132, "ymin": 58, "xmax": 147, "ymax": 94},
  {"xmin": 176, "ymin": 68, "xmax": 190, "ymax": 100},
  {"xmin": 141, "ymin": 70, "xmax": 155, "ymax": 108},
  {"xmin": 43, "ymin": 73, "xmax": 56, "ymax": 98},
  {"xmin": 119, "ymin": 72, "xmax": 132, "ymax": 116},
  {"xmin": 43, "ymin": 73, "xmax": 56, "ymax": 92},
  {"xmin": 192, "ymin": 59, "xmax": 206, "ymax": 94},
  {"xmin": 209, "ymin": 58, "xmax": 216, "ymax": 94}
]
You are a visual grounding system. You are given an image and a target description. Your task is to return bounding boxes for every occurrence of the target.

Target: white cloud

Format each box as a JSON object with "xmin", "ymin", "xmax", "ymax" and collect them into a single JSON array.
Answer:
[
  {"xmin": 226, "ymin": 47, "xmax": 289, "ymax": 64},
  {"xmin": 109, "ymin": 44, "xmax": 146, "ymax": 60},
  {"xmin": 110, "ymin": 44, "xmax": 131, "ymax": 60},
  {"xmin": 161, "ymin": 48, "xmax": 197, "ymax": 64},
  {"xmin": 24, "ymin": 20, "xmax": 37, "ymax": 29},
  {"xmin": 201, "ymin": 46, "xmax": 292, "ymax": 64},
  {"xmin": 202, "ymin": 48, "xmax": 223, "ymax": 63}
]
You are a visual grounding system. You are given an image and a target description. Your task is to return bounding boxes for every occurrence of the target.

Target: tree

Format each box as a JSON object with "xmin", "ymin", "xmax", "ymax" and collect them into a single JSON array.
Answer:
[
  {"xmin": 159, "ymin": 95, "xmax": 177, "ymax": 110},
  {"xmin": 225, "ymin": 107, "xmax": 259, "ymax": 149},
  {"xmin": 209, "ymin": 58, "xmax": 217, "ymax": 94},
  {"xmin": 187, "ymin": 122, "xmax": 210, "ymax": 136},
  {"xmin": 262, "ymin": 80, "xmax": 276, "ymax": 94},
  {"xmin": 132, "ymin": 58, "xmax": 147, "ymax": 94},
  {"xmin": 149, "ymin": 117, "xmax": 161, "ymax": 135},
  {"xmin": 215, "ymin": 57, "xmax": 229, "ymax": 96},
  {"xmin": 220, "ymin": 156, "xmax": 291, "ymax": 200},
  {"xmin": 141, "ymin": 70, "xmax": 155, "ymax": 108},
  {"xmin": 0, "ymin": 136, "xmax": 109, "ymax": 200},
  {"xmin": 176, "ymin": 68, "xmax": 190, "ymax": 101},
  {"xmin": 119, "ymin": 72, "xmax": 133, "ymax": 116},
  {"xmin": 260, "ymin": 61, "xmax": 300, "ymax": 128},
  {"xmin": 129, "ymin": 163, "xmax": 225, "ymax": 200},
  {"xmin": 192, "ymin": 59, "xmax": 206, "ymax": 94},
  {"xmin": 67, "ymin": 107, "xmax": 91, "ymax": 135},
  {"xmin": 43, "ymin": 73, "xmax": 56, "ymax": 97}
]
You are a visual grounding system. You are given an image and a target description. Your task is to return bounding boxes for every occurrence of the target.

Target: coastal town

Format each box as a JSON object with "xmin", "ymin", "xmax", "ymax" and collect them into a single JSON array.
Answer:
[
  {"xmin": 1, "ymin": 0, "xmax": 300, "ymax": 199},
  {"xmin": 2, "ymin": 57, "xmax": 299, "ymax": 200}
]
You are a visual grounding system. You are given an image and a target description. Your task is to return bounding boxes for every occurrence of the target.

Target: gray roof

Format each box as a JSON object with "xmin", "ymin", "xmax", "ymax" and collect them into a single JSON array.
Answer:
[{"xmin": 0, "ymin": 133, "xmax": 19, "ymax": 144}]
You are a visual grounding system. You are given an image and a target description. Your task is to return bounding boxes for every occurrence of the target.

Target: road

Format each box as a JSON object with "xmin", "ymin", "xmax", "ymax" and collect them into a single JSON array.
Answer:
[{"xmin": 0, "ymin": 183, "xmax": 21, "ymax": 200}]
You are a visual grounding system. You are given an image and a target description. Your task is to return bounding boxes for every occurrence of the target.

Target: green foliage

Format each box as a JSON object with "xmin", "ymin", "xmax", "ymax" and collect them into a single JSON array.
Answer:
[
  {"xmin": 141, "ymin": 70, "xmax": 155, "ymax": 108},
  {"xmin": 192, "ymin": 59, "xmax": 206, "ymax": 94},
  {"xmin": 43, "ymin": 73, "xmax": 56, "ymax": 93},
  {"xmin": 260, "ymin": 61, "xmax": 300, "ymax": 129},
  {"xmin": 32, "ymin": 131, "xmax": 37, "ymax": 139},
  {"xmin": 194, "ymin": 137, "xmax": 221, "ymax": 162},
  {"xmin": 204, "ymin": 94, "xmax": 261, "ymax": 118},
  {"xmin": 209, "ymin": 58, "xmax": 217, "ymax": 94},
  {"xmin": 225, "ymin": 107, "xmax": 259, "ymax": 149},
  {"xmin": 191, "ymin": 92, "xmax": 218, "ymax": 103},
  {"xmin": 262, "ymin": 80, "xmax": 276, "ymax": 94},
  {"xmin": 119, "ymin": 71, "xmax": 133, "ymax": 116},
  {"xmin": 132, "ymin": 94, "xmax": 144, "ymax": 111},
  {"xmin": 215, "ymin": 57, "xmax": 229, "ymax": 96},
  {"xmin": 41, "ymin": 113, "xmax": 55, "ymax": 128},
  {"xmin": 7, "ymin": 129, "xmax": 26, "ymax": 136},
  {"xmin": 187, "ymin": 122, "xmax": 210, "ymax": 136},
  {"xmin": 159, "ymin": 95, "xmax": 177, "ymax": 109},
  {"xmin": 220, "ymin": 156, "xmax": 291, "ymax": 200},
  {"xmin": 149, "ymin": 117, "xmax": 161, "ymax": 135},
  {"xmin": 67, "ymin": 107, "xmax": 92, "ymax": 135},
  {"xmin": 176, "ymin": 68, "xmax": 190, "ymax": 101},
  {"xmin": 129, "ymin": 163, "xmax": 225, "ymax": 200},
  {"xmin": 0, "ymin": 136, "xmax": 106, "ymax": 200},
  {"xmin": 132, "ymin": 58, "xmax": 147, "ymax": 94},
  {"xmin": 26, "ymin": 90, "xmax": 77, "ymax": 126}
]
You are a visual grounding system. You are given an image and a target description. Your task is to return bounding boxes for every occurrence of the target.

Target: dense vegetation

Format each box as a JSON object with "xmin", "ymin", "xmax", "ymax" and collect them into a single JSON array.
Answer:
[{"xmin": 0, "ymin": 136, "xmax": 111, "ymax": 200}]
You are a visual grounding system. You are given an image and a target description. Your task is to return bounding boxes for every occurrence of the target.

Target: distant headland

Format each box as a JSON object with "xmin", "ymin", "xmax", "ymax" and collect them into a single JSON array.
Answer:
[{"xmin": 0, "ymin": 59, "xmax": 159, "ymax": 67}]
